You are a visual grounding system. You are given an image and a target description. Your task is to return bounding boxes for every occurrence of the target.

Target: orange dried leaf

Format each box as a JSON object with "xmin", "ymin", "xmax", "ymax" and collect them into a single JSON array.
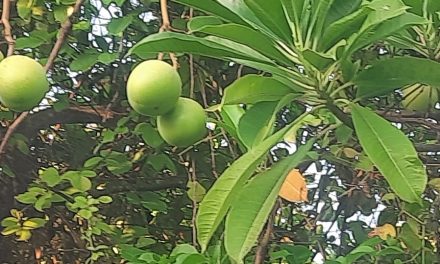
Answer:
[
  {"xmin": 368, "ymin": 224, "xmax": 396, "ymax": 240},
  {"xmin": 278, "ymin": 169, "xmax": 308, "ymax": 202}
]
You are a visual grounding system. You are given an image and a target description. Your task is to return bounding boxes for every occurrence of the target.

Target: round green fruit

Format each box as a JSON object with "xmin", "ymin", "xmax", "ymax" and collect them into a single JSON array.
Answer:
[
  {"xmin": 157, "ymin": 97, "xmax": 207, "ymax": 147},
  {"xmin": 402, "ymin": 84, "xmax": 438, "ymax": 112},
  {"xmin": 126, "ymin": 60, "xmax": 182, "ymax": 116},
  {"xmin": 0, "ymin": 55, "xmax": 49, "ymax": 111}
]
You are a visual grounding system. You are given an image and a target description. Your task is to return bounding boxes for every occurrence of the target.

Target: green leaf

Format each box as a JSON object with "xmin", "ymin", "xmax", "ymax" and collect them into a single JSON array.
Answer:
[
  {"xmin": 242, "ymin": 0, "xmax": 292, "ymax": 44},
  {"xmin": 17, "ymin": 0, "xmax": 33, "ymax": 19},
  {"xmin": 221, "ymin": 75, "xmax": 294, "ymax": 105},
  {"xmin": 196, "ymin": 115, "xmax": 305, "ymax": 251},
  {"xmin": 225, "ymin": 141, "xmax": 314, "ymax": 262},
  {"xmin": 346, "ymin": 13, "xmax": 427, "ymax": 56},
  {"xmin": 238, "ymin": 94, "xmax": 296, "ymax": 149},
  {"xmin": 68, "ymin": 175, "xmax": 92, "ymax": 192},
  {"xmin": 302, "ymin": 49, "xmax": 335, "ymax": 71},
  {"xmin": 325, "ymin": 0, "xmax": 362, "ymax": 24},
  {"xmin": 319, "ymin": 6, "xmax": 369, "ymax": 52},
  {"xmin": 238, "ymin": 102, "xmax": 279, "ymax": 149},
  {"xmin": 173, "ymin": 0, "xmax": 248, "ymax": 25},
  {"xmin": 355, "ymin": 57, "xmax": 440, "ymax": 98},
  {"xmin": 134, "ymin": 123, "xmax": 164, "ymax": 148},
  {"xmin": 129, "ymin": 32, "xmax": 273, "ymax": 65},
  {"xmin": 188, "ymin": 16, "xmax": 223, "ymax": 32},
  {"xmin": 216, "ymin": 0, "xmax": 282, "ymax": 42},
  {"xmin": 15, "ymin": 36, "xmax": 45, "ymax": 49},
  {"xmin": 40, "ymin": 167, "xmax": 61, "ymax": 187},
  {"xmin": 187, "ymin": 181, "xmax": 207, "ymax": 203},
  {"xmin": 108, "ymin": 16, "xmax": 133, "ymax": 35},
  {"xmin": 351, "ymin": 104, "xmax": 427, "ymax": 203},
  {"xmin": 78, "ymin": 209, "xmax": 93, "ymax": 219},
  {"xmin": 171, "ymin": 244, "xmax": 199, "ymax": 257},
  {"xmin": 54, "ymin": 5, "xmax": 68, "ymax": 22},
  {"xmin": 219, "ymin": 105, "xmax": 246, "ymax": 148},
  {"xmin": 22, "ymin": 218, "xmax": 46, "ymax": 229},
  {"xmin": 98, "ymin": 52, "xmax": 119, "ymax": 64},
  {"xmin": 1, "ymin": 225, "xmax": 21, "ymax": 236},
  {"xmin": 175, "ymin": 253, "xmax": 207, "ymax": 264},
  {"xmin": 305, "ymin": 0, "xmax": 336, "ymax": 48},
  {"xmin": 16, "ymin": 192, "xmax": 38, "ymax": 204},
  {"xmin": 399, "ymin": 223, "xmax": 422, "ymax": 251},
  {"xmin": 1, "ymin": 217, "xmax": 19, "ymax": 227},
  {"xmin": 102, "ymin": 129, "xmax": 116, "ymax": 143},
  {"xmin": 191, "ymin": 23, "xmax": 293, "ymax": 66},
  {"xmin": 98, "ymin": 196, "xmax": 113, "ymax": 204},
  {"xmin": 70, "ymin": 52, "xmax": 99, "ymax": 71},
  {"xmin": 84, "ymin": 157, "xmax": 103, "ymax": 168}
]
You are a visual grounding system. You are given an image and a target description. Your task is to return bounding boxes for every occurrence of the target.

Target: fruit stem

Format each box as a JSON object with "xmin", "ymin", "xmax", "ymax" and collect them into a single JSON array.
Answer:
[{"xmin": 157, "ymin": 0, "xmax": 178, "ymax": 68}]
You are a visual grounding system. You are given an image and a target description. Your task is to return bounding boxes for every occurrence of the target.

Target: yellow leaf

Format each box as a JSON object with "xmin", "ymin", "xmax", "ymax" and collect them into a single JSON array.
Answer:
[
  {"xmin": 31, "ymin": 6, "xmax": 44, "ymax": 16},
  {"xmin": 428, "ymin": 178, "xmax": 440, "ymax": 191},
  {"xmin": 278, "ymin": 169, "xmax": 308, "ymax": 202},
  {"xmin": 343, "ymin": 147, "xmax": 359, "ymax": 158},
  {"xmin": 16, "ymin": 229, "xmax": 32, "ymax": 241},
  {"xmin": 368, "ymin": 224, "xmax": 396, "ymax": 240}
]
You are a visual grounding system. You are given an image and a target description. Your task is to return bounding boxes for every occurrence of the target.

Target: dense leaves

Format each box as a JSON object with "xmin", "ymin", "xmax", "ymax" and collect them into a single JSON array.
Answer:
[{"xmin": 0, "ymin": 0, "xmax": 439, "ymax": 263}]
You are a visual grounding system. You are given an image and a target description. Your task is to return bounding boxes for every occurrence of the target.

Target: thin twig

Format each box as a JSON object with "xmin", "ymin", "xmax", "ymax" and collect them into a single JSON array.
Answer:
[
  {"xmin": 157, "ymin": 0, "xmax": 178, "ymax": 68},
  {"xmin": 1, "ymin": 0, "xmax": 15, "ymax": 56},
  {"xmin": 190, "ymin": 159, "xmax": 198, "ymax": 247},
  {"xmin": 254, "ymin": 202, "xmax": 278, "ymax": 264},
  {"xmin": 44, "ymin": 0, "xmax": 86, "ymax": 72},
  {"xmin": 0, "ymin": 0, "xmax": 85, "ymax": 158},
  {"xmin": 0, "ymin": 112, "xmax": 28, "ymax": 156}
]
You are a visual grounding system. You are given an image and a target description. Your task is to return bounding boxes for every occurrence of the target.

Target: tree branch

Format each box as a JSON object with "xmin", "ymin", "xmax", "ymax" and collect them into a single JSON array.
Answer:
[
  {"xmin": 93, "ymin": 178, "xmax": 187, "ymax": 195},
  {"xmin": 1, "ymin": 0, "xmax": 15, "ymax": 56},
  {"xmin": 16, "ymin": 106, "xmax": 122, "ymax": 138},
  {"xmin": 254, "ymin": 202, "xmax": 278, "ymax": 264},
  {"xmin": 44, "ymin": 0, "xmax": 85, "ymax": 72}
]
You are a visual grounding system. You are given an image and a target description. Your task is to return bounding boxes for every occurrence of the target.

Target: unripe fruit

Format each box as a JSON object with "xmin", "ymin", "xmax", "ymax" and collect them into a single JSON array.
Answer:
[
  {"xmin": 157, "ymin": 97, "xmax": 207, "ymax": 147},
  {"xmin": 126, "ymin": 60, "xmax": 182, "ymax": 116},
  {"xmin": 402, "ymin": 84, "xmax": 438, "ymax": 112},
  {"xmin": 0, "ymin": 55, "xmax": 49, "ymax": 111}
]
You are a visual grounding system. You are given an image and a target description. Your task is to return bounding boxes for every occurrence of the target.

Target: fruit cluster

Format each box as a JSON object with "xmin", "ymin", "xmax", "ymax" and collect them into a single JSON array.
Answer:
[{"xmin": 126, "ymin": 60, "xmax": 207, "ymax": 147}]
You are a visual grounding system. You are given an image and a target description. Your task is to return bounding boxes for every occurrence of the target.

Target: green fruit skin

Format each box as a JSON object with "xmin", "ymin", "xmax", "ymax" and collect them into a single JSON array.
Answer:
[
  {"xmin": 0, "ymin": 55, "xmax": 49, "ymax": 111},
  {"xmin": 157, "ymin": 97, "xmax": 207, "ymax": 147},
  {"xmin": 0, "ymin": 51, "xmax": 4, "ymax": 62},
  {"xmin": 127, "ymin": 60, "xmax": 182, "ymax": 116},
  {"xmin": 402, "ymin": 85, "xmax": 438, "ymax": 112}
]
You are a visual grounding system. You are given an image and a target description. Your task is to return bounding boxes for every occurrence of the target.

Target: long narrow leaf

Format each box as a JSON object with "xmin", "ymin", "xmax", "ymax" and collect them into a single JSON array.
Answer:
[
  {"xmin": 225, "ymin": 141, "xmax": 314, "ymax": 263},
  {"xmin": 196, "ymin": 115, "xmax": 307, "ymax": 251},
  {"xmin": 354, "ymin": 57, "xmax": 440, "ymax": 98},
  {"xmin": 192, "ymin": 23, "xmax": 293, "ymax": 66},
  {"xmin": 128, "ymin": 32, "xmax": 273, "ymax": 64},
  {"xmin": 351, "ymin": 104, "xmax": 427, "ymax": 204},
  {"xmin": 243, "ymin": 0, "xmax": 293, "ymax": 44},
  {"xmin": 221, "ymin": 75, "xmax": 294, "ymax": 105},
  {"xmin": 216, "ymin": 0, "xmax": 281, "ymax": 42}
]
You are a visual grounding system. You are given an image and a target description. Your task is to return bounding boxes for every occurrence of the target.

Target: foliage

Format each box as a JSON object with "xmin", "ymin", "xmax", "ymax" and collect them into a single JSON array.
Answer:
[{"xmin": 0, "ymin": 0, "xmax": 439, "ymax": 263}]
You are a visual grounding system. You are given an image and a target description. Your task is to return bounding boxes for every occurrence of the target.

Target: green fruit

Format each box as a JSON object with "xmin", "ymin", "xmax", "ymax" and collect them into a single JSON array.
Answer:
[
  {"xmin": 127, "ymin": 60, "xmax": 182, "ymax": 116},
  {"xmin": 157, "ymin": 97, "xmax": 207, "ymax": 147},
  {"xmin": 402, "ymin": 84, "xmax": 438, "ymax": 112},
  {"xmin": 0, "ymin": 55, "xmax": 49, "ymax": 111}
]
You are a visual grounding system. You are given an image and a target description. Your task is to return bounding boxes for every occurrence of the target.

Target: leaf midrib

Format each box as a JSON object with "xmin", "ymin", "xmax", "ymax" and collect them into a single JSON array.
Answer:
[{"xmin": 355, "ymin": 109, "xmax": 418, "ymax": 201}]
